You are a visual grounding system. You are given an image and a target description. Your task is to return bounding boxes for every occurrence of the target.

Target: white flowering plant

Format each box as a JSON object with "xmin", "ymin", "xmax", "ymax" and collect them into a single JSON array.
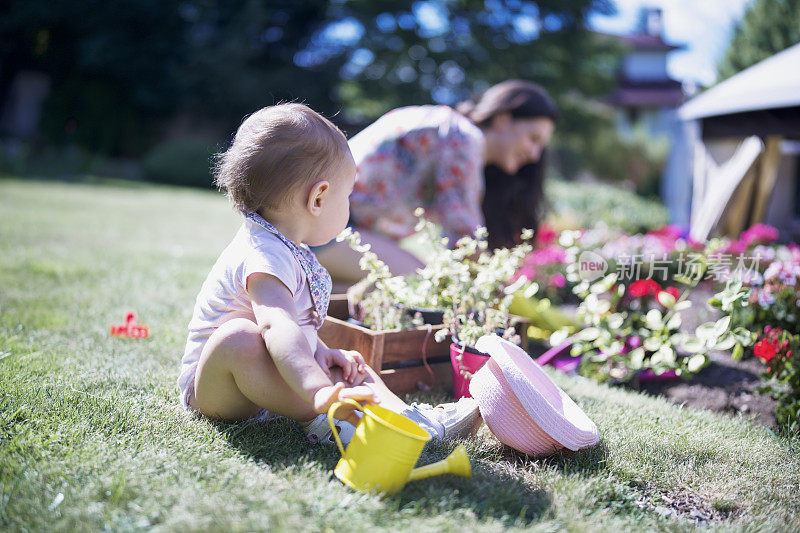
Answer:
[
  {"xmin": 336, "ymin": 229, "xmax": 418, "ymax": 331},
  {"xmin": 337, "ymin": 209, "xmax": 534, "ymax": 348}
]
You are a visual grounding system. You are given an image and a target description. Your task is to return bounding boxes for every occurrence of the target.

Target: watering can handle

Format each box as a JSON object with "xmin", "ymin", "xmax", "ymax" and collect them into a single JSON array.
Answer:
[{"xmin": 327, "ymin": 399, "xmax": 364, "ymax": 456}]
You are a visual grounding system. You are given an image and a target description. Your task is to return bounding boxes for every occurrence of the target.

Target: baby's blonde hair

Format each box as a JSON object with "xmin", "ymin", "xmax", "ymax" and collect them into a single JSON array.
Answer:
[{"xmin": 214, "ymin": 103, "xmax": 349, "ymax": 213}]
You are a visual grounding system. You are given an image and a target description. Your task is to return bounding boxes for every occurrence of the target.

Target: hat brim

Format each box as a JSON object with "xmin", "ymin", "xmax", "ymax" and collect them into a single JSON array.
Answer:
[{"xmin": 471, "ymin": 335, "xmax": 600, "ymax": 452}]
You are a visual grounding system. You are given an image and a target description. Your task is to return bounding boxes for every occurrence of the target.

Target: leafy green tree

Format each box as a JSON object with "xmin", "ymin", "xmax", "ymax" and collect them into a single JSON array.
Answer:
[
  {"xmin": 1, "ymin": 0, "xmax": 623, "ymax": 169},
  {"xmin": 318, "ymin": 1, "xmax": 625, "ymax": 187},
  {"xmin": 325, "ymin": 0, "xmax": 619, "ymax": 122},
  {"xmin": 0, "ymin": 1, "xmax": 341, "ymax": 155},
  {"xmin": 177, "ymin": 0, "xmax": 346, "ymax": 133},
  {"xmin": 718, "ymin": 0, "xmax": 800, "ymax": 81},
  {"xmin": 1, "ymin": 1, "xmax": 187, "ymax": 154}
]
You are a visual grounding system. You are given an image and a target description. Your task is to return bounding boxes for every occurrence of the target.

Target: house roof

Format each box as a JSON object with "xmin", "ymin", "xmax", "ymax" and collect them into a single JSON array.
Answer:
[
  {"xmin": 607, "ymin": 79, "xmax": 685, "ymax": 108},
  {"xmin": 679, "ymin": 43, "xmax": 800, "ymax": 121},
  {"xmin": 608, "ymin": 87, "xmax": 685, "ymax": 108},
  {"xmin": 593, "ymin": 31, "xmax": 684, "ymax": 52},
  {"xmin": 618, "ymin": 33, "xmax": 683, "ymax": 52}
]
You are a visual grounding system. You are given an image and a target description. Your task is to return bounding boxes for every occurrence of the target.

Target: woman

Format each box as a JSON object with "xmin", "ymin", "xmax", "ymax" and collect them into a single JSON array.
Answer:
[{"xmin": 316, "ymin": 79, "xmax": 558, "ymax": 284}]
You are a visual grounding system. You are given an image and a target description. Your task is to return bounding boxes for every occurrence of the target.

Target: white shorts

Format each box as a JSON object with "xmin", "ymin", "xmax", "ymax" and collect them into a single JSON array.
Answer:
[{"xmin": 179, "ymin": 363, "xmax": 277, "ymax": 423}]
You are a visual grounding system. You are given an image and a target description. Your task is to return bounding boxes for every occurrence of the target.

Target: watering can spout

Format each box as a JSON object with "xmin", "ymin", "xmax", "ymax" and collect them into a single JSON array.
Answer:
[{"xmin": 406, "ymin": 445, "xmax": 472, "ymax": 483}]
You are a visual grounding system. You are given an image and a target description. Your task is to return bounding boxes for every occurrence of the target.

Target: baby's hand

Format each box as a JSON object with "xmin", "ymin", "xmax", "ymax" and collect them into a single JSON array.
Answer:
[
  {"xmin": 312, "ymin": 382, "xmax": 377, "ymax": 425},
  {"xmin": 315, "ymin": 348, "xmax": 367, "ymax": 385}
]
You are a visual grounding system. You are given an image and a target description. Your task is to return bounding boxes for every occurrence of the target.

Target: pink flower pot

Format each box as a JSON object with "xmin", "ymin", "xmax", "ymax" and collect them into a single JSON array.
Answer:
[{"xmin": 450, "ymin": 343, "xmax": 491, "ymax": 399}]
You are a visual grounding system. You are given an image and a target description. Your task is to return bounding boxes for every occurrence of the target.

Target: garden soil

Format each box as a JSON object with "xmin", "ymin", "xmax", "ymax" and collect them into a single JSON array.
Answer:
[{"xmin": 631, "ymin": 287, "xmax": 778, "ymax": 429}]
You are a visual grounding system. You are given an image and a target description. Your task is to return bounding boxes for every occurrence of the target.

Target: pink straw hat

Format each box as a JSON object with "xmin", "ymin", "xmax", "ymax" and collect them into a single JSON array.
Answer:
[{"xmin": 469, "ymin": 335, "xmax": 600, "ymax": 456}]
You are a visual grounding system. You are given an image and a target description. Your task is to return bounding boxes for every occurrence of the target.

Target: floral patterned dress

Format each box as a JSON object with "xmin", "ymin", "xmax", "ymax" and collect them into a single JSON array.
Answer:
[{"xmin": 348, "ymin": 105, "xmax": 486, "ymax": 242}]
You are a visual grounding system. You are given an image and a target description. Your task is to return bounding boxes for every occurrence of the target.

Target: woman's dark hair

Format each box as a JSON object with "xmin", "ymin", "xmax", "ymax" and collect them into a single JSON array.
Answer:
[
  {"xmin": 456, "ymin": 79, "xmax": 558, "ymax": 126},
  {"xmin": 482, "ymin": 160, "xmax": 547, "ymax": 249},
  {"xmin": 457, "ymin": 80, "xmax": 557, "ymax": 248}
]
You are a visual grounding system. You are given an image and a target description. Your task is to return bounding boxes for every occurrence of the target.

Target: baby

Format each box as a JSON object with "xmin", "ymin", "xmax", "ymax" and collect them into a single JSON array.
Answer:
[{"xmin": 177, "ymin": 103, "xmax": 480, "ymax": 445}]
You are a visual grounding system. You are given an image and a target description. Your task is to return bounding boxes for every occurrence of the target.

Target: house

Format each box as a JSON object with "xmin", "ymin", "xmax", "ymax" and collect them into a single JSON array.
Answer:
[
  {"xmin": 605, "ymin": 7, "xmax": 689, "ymax": 140},
  {"xmin": 663, "ymin": 43, "xmax": 800, "ymax": 241}
]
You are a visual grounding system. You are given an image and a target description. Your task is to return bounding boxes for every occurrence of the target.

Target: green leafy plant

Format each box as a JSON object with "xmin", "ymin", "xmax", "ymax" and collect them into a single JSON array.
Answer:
[
  {"xmin": 713, "ymin": 243, "xmax": 800, "ymax": 358},
  {"xmin": 705, "ymin": 246, "xmax": 800, "ymax": 433},
  {"xmin": 707, "ymin": 279, "xmax": 759, "ymax": 360},
  {"xmin": 545, "ymin": 178, "xmax": 669, "ymax": 234},
  {"xmin": 551, "ymin": 258, "xmax": 754, "ymax": 383},
  {"xmin": 337, "ymin": 229, "xmax": 419, "ymax": 331},
  {"xmin": 339, "ymin": 209, "xmax": 533, "ymax": 348}
]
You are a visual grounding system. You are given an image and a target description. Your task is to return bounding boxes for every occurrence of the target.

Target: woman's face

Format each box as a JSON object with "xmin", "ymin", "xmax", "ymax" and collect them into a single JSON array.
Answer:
[{"xmin": 486, "ymin": 114, "xmax": 555, "ymax": 174}]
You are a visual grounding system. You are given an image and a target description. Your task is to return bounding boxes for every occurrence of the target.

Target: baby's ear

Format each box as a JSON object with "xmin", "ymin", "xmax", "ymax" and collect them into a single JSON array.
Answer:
[{"xmin": 306, "ymin": 180, "xmax": 330, "ymax": 216}]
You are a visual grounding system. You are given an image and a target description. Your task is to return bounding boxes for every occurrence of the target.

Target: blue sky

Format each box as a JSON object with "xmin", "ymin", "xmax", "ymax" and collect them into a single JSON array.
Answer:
[{"xmin": 589, "ymin": 0, "xmax": 754, "ymax": 86}]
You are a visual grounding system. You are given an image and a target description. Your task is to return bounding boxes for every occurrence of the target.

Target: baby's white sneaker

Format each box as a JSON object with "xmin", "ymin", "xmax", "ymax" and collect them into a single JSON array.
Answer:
[
  {"xmin": 401, "ymin": 397, "xmax": 482, "ymax": 441},
  {"xmin": 303, "ymin": 398, "xmax": 482, "ymax": 446},
  {"xmin": 302, "ymin": 414, "xmax": 356, "ymax": 447}
]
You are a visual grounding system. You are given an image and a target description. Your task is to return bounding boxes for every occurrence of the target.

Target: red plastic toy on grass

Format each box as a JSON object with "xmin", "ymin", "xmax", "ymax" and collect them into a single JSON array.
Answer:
[{"xmin": 110, "ymin": 311, "xmax": 149, "ymax": 339}]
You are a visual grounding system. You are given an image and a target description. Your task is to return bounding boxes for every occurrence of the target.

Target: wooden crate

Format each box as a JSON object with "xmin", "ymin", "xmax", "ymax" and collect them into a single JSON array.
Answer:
[
  {"xmin": 319, "ymin": 295, "xmax": 452, "ymax": 395},
  {"xmin": 319, "ymin": 295, "xmax": 530, "ymax": 396}
]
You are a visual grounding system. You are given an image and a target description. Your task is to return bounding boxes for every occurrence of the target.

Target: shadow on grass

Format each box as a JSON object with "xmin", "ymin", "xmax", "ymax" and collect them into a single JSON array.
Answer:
[
  {"xmin": 389, "ymin": 440, "xmax": 609, "ymax": 524},
  {"xmin": 210, "ymin": 416, "xmax": 339, "ymax": 469},
  {"xmin": 213, "ymin": 419, "xmax": 611, "ymax": 526},
  {"xmin": 384, "ymin": 439, "xmax": 554, "ymax": 525},
  {"xmin": 524, "ymin": 439, "xmax": 610, "ymax": 477},
  {"xmin": 214, "ymin": 417, "xmax": 562, "ymax": 526}
]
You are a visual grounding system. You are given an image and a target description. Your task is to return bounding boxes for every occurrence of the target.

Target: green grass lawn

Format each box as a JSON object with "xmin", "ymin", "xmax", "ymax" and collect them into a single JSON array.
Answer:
[{"xmin": 1, "ymin": 177, "xmax": 799, "ymax": 532}]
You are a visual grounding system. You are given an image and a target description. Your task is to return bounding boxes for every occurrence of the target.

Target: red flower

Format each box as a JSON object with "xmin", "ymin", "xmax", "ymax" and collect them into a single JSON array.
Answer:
[
  {"xmin": 628, "ymin": 279, "xmax": 661, "ymax": 298},
  {"xmin": 754, "ymin": 339, "xmax": 778, "ymax": 362}
]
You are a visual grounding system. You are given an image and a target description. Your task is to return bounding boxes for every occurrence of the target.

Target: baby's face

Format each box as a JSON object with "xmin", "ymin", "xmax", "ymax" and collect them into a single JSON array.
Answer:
[{"xmin": 311, "ymin": 152, "xmax": 356, "ymax": 246}]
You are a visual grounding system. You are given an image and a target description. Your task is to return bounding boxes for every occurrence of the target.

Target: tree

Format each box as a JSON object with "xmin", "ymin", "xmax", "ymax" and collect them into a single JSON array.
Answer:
[
  {"xmin": 1, "ymin": 1, "xmax": 188, "ymax": 154},
  {"xmin": 315, "ymin": 0, "xmax": 625, "ymax": 186},
  {"xmin": 323, "ymin": 0, "xmax": 619, "ymax": 122},
  {"xmin": 177, "ymin": 0, "xmax": 346, "ymax": 133},
  {"xmin": 0, "ymin": 0, "xmax": 342, "ymax": 155},
  {"xmin": 1, "ymin": 0, "xmax": 623, "ymax": 163},
  {"xmin": 718, "ymin": 0, "xmax": 800, "ymax": 81}
]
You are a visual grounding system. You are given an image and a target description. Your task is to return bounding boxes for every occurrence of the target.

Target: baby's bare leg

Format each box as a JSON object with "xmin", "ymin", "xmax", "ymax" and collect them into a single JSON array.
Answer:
[
  {"xmin": 189, "ymin": 318, "xmax": 317, "ymax": 423},
  {"xmin": 357, "ymin": 365, "xmax": 411, "ymax": 414},
  {"xmin": 190, "ymin": 318, "xmax": 412, "ymax": 423}
]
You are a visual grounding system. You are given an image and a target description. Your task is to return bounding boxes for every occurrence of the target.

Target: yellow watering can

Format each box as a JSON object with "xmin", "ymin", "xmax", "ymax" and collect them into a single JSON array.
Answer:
[{"xmin": 328, "ymin": 399, "xmax": 471, "ymax": 495}]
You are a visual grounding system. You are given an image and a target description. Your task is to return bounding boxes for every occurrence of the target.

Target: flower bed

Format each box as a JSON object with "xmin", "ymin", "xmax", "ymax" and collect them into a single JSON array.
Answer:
[
  {"xmin": 533, "ymin": 221, "xmax": 799, "ymax": 433},
  {"xmin": 548, "ymin": 271, "xmax": 746, "ymax": 383}
]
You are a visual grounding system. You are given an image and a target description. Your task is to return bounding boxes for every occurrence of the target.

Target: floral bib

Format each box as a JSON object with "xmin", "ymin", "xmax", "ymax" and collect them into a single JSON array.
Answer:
[{"xmin": 245, "ymin": 211, "xmax": 332, "ymax": 328}]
